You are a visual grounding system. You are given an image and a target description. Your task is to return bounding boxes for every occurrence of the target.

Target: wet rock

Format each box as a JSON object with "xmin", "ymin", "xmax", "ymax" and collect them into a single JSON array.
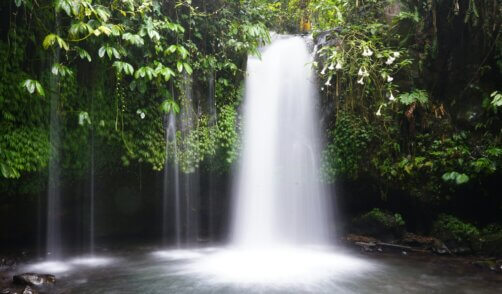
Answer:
[
  {"xmin": 314, "ymin": 29, "xmax": 342, "ymax": 48},
  {"xmin": 497, "ymin": 260, "xmax": 502, "ymax": 273},
  {"xmin": 355, "ymin": 242, "xmax": 377, "ymax": 252},
  {"xmin": 12, "ymin": 273, "xmax": 55, "ymax": 287},
  {"xmin": 22, "ymin": 286, "xmax": 36, "ymax": 294},
  {"xmin": 0, "ymin": 288, "xmax": 24, "ymax": 294},
  {"xmin": 449, "ymin": 245, "xmax": 472, "ymax": 255},
  {"xmin": 432, "ymin": 243, "xmax": 451, "ymax": 255},
  {"xmin": 473, "ymin": 260, "xmax": 502, "ymax": 273}
]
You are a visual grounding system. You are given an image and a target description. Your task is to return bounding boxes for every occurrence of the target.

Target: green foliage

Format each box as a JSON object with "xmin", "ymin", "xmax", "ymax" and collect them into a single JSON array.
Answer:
[
  {"xmin": 1, "ymin": 0, "xmax": 272, "ymax": 183},
  {"xmin": 216, "ymin": 104, "xmax": 239, "ymax": 165},
  {"xmin": 360, "ymin": 208, "xmax": 406, "ymax": 229},
  {"xmin": 160, "ymin": 99, "xmax": 180, "ymax": 114},
  {"xmin": 432, "ymin": 214, "xmax": 480, "ymax": 243},
  {"xmin": 353, "ymin": 208, "xmax": 406, "ymax": 238},
  {"xmin": 442, "ymin": 171, "xmax": 469, "ymax": 185},
  {"xmin": 313, "ymin": 0, "xmax": 501, "ymax": 208},
  {"xmin": 21, "ymin": 79, "xmax": 45, "ymax": 96},
  {"xmin": 322, "ymin": 112, "xmax": 373, "ymax": 181},
  {"xmin": 313, "ymin": 0, "xmax": 414, "ymax": 120},
  {"xmin": 490, "ymin": 91, "xmax": 502, "ymax": 108},
  {"xmin": 0, "ymin": 128, "xmax": 50, "ymax": 178},
  {"xmin": 398, "ymin": 89, "xmax": 428, "ymax": 106}
]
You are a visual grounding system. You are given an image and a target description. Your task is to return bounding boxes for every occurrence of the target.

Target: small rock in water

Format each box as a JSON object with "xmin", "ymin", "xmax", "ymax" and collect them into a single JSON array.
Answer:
[
  {"xmin": 13, "ymin": 273, "xmax": 55, "ymax": 287},
  {"xmin": 355, "ymin": 241, "xmax": 376, "ymax": 252},
  {"xmin": 22, "ymin": 286, "xmax": 36, "ymax": 294},
  {"xmin": 472, "ymin": 260, "xmax": 502, "ymax": 273}
]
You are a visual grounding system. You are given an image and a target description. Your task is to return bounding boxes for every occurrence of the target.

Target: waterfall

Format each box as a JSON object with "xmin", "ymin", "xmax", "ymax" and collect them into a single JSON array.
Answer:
[
  {"xmin": 89, "ymin": 119, "xmax": 95, "ymax": 255},
  {"xmin": 162, "ymin": 112, "xmax": 181, "ymax": 247},
  {"xmin": 231, "ymin": 36, "xmax": 332, "ymax": 248},
  {"xmin": 180, "ymin": 73, "xmax": 199, "ymax": 246},
  {"xmin": 207, "ymin": 70, "xmax": 216, "ymax": 242},
  {"xmin": 46, "ymin": 11, "xmax": 62, "ymax": 259},
  {"xmin": 188, "ymin": 36, "xmax": 373, "ymax": 286}
]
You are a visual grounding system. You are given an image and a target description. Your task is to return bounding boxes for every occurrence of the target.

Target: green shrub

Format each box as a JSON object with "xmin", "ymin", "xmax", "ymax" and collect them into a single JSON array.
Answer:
[
  {"xmin": 352, "ymin": 208, "xmax": 406, "ymax": 239},
  {"xmin": 432, "ymin": 214, "xmax": 480, "ymax": 242},
  {"xmin": 322, "ymin": 112, "xmax": 373, "ymax": 182},
  {"xmin": 361, "ymin": 208, "xmax": 405, "ymax": 228}
]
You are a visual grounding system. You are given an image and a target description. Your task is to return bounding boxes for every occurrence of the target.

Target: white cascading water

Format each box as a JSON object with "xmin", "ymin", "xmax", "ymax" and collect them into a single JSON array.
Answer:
[
  {"xmin": 232, "ymin": 35, "xmax": 331, "ymax": 248},
  {"xmin": 188, "ymin": 36, "xmax": 373, "ymax": 287}
]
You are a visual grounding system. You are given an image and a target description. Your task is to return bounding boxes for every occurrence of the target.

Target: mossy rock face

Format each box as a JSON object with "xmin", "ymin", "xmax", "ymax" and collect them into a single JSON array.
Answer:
[{"xmin": 352, "ymin": 208, "xmax": 406, "ymax": 241}]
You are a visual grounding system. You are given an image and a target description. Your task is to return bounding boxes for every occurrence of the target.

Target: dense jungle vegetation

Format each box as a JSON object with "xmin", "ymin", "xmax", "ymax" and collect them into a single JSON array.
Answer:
[{"xmin": 0, "ymin": 0, "xmax": 501, "ymax": 253}]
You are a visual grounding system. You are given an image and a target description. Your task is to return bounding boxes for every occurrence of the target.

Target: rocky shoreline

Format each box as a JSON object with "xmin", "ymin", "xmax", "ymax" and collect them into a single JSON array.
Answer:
[{"xmin": 344, "ymin": 233, "xmax": 502, "ymax": 274}]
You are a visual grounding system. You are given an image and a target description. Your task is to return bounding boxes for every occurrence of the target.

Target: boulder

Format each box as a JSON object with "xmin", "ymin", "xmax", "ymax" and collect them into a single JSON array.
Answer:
[{"xmin": 12, "ymin": 273, "xmax": 55, "ymax": 287}]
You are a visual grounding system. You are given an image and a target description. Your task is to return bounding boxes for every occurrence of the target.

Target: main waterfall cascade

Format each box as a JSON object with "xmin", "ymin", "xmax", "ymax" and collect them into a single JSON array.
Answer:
[
  {"xmin": 232, "ymin": 35, "xmax": 331, "ymax": 248},
  {"xmin": 185, "ymin": 35, "xmax": 373, "ymax": 286}
]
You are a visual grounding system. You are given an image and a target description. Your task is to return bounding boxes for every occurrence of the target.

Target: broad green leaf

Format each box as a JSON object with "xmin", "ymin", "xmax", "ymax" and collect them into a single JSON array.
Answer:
[
  {"xmin": 23, "ymin": 80, "xmax": 35, "ymax": 94},
  {"xmin": 98, "ymin": 46, "xmax": 106, "ymax": 58},
  {"xmin": 75, "ymin": 47, "xmax": 92, "ymax": 62},
  {"xmin": 34, "ymin": 81, "xmax": 45, "ymax": 96},
  {"xmin": 55, "ymin": 0, "xmax": 72, "ymax": 16},
  {"xmin": 51, "ymin": 63, "xmax": 72, "ymax": 77},
  {"xmin": 56, "ymin": 36, "xmax": 69, "ymax": 51},
  {"xmin": 122, "ymin": 33, "xmax": 144, "ymax": 46},
  {"xmin": 124, "ymin": 63, "xmax": 134, "ymax": 75},
  {"xmin": 160, "ymin": 99, "xmax": 180, "ymax": 114},
  {"xmin": 43, "ymin": 34, "xmax": 57, "ymax": 49},
  {"xmin": 178, "ymin": 46, "xmax": 189, "ymax": 59},
  {"xmin": 98, "ymin": 25, "xmax": 112, "ymax": 36},
  {"xmin": 455, "ymin": 173, "xmax": 469, "ymax": 184},
  {"xmin": 165, "ymin": 45, "xmax": 177, "ymax": 54},
  {"xmin": 22, "ymin": 79, "xmax": 45, "ymax": 96},
  {"xmin": 95, "ymin": 6, "xmax": 110, "ymax": 22},
  {"xmin": 112, "ymin": 47, "xmax": 121, "ymax": 59},
  {"xmin": 183, "ymin": 63, "xmax": 193, "ymax": 75}
]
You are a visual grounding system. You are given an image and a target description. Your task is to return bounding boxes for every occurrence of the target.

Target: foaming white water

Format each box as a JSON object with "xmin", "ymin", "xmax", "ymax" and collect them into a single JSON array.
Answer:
[
  {"xmin": 26, "ymin": 256, "xmax": 114, "ymax": 274},
  {"xmin": 152, "ymin": 249, "xmax": 203, "ymax": 260},
  {"xmin": 187, "ymin": 247, "xmax": 374, "ymax": 286},
  {"xmin": 27, "ymin": 261, "xmax": 71, "ymax": 273},
  {"xmin": 70, "ymin": 256, "xmax": 114, "ymax": 267},
  {"xmin": 232, "ymin": 36, "xmax": 331, "ymax": 248}
]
